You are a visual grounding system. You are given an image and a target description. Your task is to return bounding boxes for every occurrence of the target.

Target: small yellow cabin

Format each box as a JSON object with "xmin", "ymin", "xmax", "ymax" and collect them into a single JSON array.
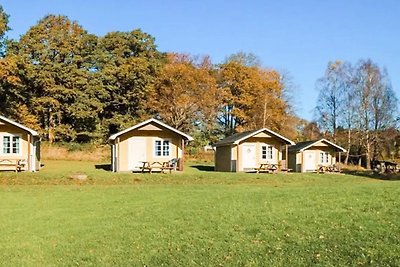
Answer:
[
  {"xmin": 0, "ymin": 115, "xmax": 40, "ymax": 172},
  {"xmin": 108, "ymin": 118, "xmax": 194, "ymax": 172},
  {"xmin": 214, "ymin": 128, "xmax": 295, "ymax": 172},
  {"xmin": 288, "ymin": 139, "xmax": 346, "ymax": 172}
]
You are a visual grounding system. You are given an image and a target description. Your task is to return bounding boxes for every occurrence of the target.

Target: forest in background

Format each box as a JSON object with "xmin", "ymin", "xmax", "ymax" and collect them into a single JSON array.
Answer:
[{"xmin": 0, "ymin": 6, "xmax": 399, "ymax": 167}]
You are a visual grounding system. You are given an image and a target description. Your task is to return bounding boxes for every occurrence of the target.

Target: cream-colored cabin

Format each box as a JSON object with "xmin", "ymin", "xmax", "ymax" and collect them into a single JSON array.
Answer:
[
  {"xmin": 214, "ymin": 128, "xmax": 295, "ymax": 172},
  {"xmin": 0, "ymin": 115, "xmax": 40, "ymax": 171},
  {"xmin": 288, "ymin": 139, "xmax": 346, "ymax": 172},
  {"xmin": 108, "ymin": 118, "xmax": 193, "ymax": 172}
]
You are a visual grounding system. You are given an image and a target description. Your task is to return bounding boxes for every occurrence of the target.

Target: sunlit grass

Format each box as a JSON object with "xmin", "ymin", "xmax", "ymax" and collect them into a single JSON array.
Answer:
[{"xmin": 0, "ymin": 160, "xmax": 399, "ymax": 266}]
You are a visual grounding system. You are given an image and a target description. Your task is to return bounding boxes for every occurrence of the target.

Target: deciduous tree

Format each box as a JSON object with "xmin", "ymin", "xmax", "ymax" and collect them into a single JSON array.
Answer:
[
  {"xmin": 354, "ymin": 59, "xmax": 398, "ymax": 168},
  {"xmin": 95, "ymin": 30, "xmax": 162, "ymax": 135},
  {"xmin": 147, "ymin": 53, "xmax": 220, "ymax": 137},
  {"xmin": 14, "ymin": 15, "xmax": 101, "ymax": 142}
]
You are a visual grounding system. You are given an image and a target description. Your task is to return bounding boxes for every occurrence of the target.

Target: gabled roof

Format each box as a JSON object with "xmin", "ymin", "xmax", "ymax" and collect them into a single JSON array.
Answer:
[
  {"xmin": 108, "ymin": 118, "xmax": 194, "ymax": 142},
  {"xmin": 289, "ymin": 139, "xmax": 346, "ymax": 152},
  {"xmin": 214, "ymin": 128, "xmax": 295, "ymax": 147},
  {"xmin": 0, "ymin": 115, "xmax": 39, "ymax": 136}
]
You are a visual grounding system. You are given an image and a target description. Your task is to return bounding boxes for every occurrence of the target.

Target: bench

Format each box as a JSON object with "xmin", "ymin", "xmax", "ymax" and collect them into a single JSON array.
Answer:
[{"xmin": 0, "ymin": 159, "xmax": 26, "ymax": 172}]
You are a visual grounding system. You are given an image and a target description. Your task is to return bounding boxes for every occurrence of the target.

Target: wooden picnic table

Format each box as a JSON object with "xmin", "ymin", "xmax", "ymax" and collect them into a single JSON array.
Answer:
[
  {"xmin": 140, "ymin": 161, "xmax": 174, "ymax": 174},
  {"xmin": 317, "ymin": 164, "xmax": 340, "ymax": 173},
  {"xmin": 0, "ymin": 159, "xmax": 25, "ymax": 172},
  {"xmin": 372, "ymin": 160, "xmax": 398, "ymax": 173},
  {"xmin": 256, "ymin": 163, "xmax": 278, "ymax": 174}
]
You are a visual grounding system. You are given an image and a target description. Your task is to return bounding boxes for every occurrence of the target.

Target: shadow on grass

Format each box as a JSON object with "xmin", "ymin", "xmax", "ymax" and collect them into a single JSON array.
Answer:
[
  {"xmin": 95, "ymin": 164, "xmax": 112, "ymax": 171},
  {"xmin": 343, "ymin": 169, "xmax": 400, "ymax": 181},
  {"xmin": 191, "ymin": 165, "xmax": 215, "ymax": 172}
]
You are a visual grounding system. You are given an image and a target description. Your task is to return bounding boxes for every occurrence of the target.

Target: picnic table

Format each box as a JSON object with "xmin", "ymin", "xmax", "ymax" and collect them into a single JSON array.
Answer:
[
  {"xmin": 0, "ymin": 159, "xmax": 26, "ymax": 172},
  {"xmin": 372, "ymin": 160, "xmax": 398, "ymax": 173},
  {"xmin": 317, "ymin": 164, "xmax": 340, "ymax": 173},
  {"xmin": 256, "ymin": 163, "xmax": 278, "ymax": 174},
  {"xmin": 140, "ymin": 161, "xmax": 175, "ymax": 174}
]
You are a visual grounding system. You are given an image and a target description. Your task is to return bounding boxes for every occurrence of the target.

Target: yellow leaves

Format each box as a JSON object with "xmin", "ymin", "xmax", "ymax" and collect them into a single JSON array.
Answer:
[
  {"xmin": 219, "ymin": 61, "xmax": 287, "ymax": 132},
  {"xmin": 0, "ymin": 56, "xmax": 22, "ymax": 87},
  {"xmin": 15, "ymin": 104, "xmax": 41, "ymax": 131},
  {"xmin": 147, "ymin": 53, "xmax": 219, "ymax": 132}
]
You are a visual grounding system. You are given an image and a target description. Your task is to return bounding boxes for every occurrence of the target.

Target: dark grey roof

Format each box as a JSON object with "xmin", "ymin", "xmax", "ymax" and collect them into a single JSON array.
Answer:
[
  {"xmin": 213, "ymin": 130, "xmax": 260, "ymax": 146},
  {"xmin": 288, "ymin": 140, "xmax": 317, "ymax": 152}
]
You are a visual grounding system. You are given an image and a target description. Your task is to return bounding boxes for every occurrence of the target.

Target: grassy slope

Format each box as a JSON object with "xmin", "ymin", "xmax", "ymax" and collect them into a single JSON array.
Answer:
[{"xmin": 0, "ymin": 160, "xmax": 400, "ymax": 266}]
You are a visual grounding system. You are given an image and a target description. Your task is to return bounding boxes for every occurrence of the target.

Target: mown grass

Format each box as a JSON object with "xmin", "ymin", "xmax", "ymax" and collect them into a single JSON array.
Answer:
[{"xmin": 0, "ymin": 160, "xmax": 400, "ymax": 266}]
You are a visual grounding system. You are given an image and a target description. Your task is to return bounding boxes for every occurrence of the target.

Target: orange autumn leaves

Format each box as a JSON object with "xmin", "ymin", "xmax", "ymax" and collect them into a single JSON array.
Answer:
[{"xmin": 148, "ymin": 53, "xmax": 291, "ymax": 138}]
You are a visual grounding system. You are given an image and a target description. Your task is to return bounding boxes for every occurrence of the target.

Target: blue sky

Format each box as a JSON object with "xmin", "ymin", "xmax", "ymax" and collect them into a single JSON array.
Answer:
[{"xmin": 1, "ymin": 0, "xmax": 399, "ymax": 121}]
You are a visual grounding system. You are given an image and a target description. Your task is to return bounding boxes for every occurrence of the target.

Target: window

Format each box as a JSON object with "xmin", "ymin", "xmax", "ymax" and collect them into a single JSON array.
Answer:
[
  {"xmin": 155, "ymin": 139, "xmax": 170, "ymax": 157},
  {"xmin": 320, "ymin": 152, "xmax": 329, "ymax": 164},
  {"xmin": 2, "ymin": 135, "xmax": 20, "ymax": 155},
  {"xmin": 262, "ymin": 145, "xmax": 273, "ymax": 160},
  {"xmin": 162, "ymin": 140, "xmax": 170, "ymax": 156}
]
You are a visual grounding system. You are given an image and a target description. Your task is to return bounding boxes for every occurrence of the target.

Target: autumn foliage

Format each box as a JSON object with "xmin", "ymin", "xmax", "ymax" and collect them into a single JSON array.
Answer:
[{"xmin": 0, "ymin": 10, "xmax": 297, "ymax": 145}]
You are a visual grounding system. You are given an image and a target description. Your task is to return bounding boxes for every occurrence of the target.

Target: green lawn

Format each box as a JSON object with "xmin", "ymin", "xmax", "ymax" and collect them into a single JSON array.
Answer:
[{"xmin": 1, "ymin": 160, "xmax": 400, "ymax": 266}]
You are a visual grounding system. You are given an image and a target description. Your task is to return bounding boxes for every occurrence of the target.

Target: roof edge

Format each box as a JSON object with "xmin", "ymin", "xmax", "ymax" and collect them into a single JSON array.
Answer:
[
  {"xmin": 0, "ymin": 115, "xmax": 39, "ymax": 136},
  {"xmin": 232, "ymin": 128, "xmax": 295, "ymax": 145},
  {"xmin": 299, "ymin": 138, "xmax": 347, "ymax": 152},
  {"xmin": 108, "ymin": 118, "xmax": 194, "ymax": 142}
]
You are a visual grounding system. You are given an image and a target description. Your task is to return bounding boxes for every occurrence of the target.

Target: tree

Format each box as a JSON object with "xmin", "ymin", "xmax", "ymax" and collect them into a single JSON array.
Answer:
[
  {"xmin": 217, "ymin": 60, "xmax": 288, "ymax": 135},
  {"xmin": 147, "ymin": 53, "xmax": 220, "ymax": 137},
  {"xmin": 315, "ymin": 61, "xmax": 352, "ymax": 141},
  {"xmin": 354, "ymin": 60, "xmax": 398, "ymax": 168},
  {"xmin": 95, "ymin": 30, "xmax": 163, "ymax": 135},
  {"xmin": 0, "ymin": 5, "xmax": 10, "ymax": 56},
  {"xmin": 0, "ymin": 55, "xmax": 24, "ymax": 117},
  {"xmin": 300, "ymin": 121, "xmax": 322, "ymax": 141},
  {"xmin": 14, "ymin": 15, "xmax": 101, "ymax": 142},
  {"xmin": 224, "ymin": 51, "xmax": 261, "ymax": 67}
]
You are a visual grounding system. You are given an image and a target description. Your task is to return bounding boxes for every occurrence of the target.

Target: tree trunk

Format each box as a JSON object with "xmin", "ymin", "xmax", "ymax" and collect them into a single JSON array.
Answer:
[
  {"xmin": 345, "ymin": 127, "xmax": 351, "ymax": 164},
  {"xmin": 365, "ymin": 130, "xmax": 371, "ymax": 169},
  {"xmin": 48, "ymin": 107, "xmax": 55, "ymax": 143}
]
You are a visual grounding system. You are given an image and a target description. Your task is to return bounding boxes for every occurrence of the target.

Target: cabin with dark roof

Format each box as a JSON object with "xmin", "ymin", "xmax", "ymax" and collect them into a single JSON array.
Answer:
[
  {"xmin": 288, "ymin": 139, "xmax": 346, "ymax": 172},
  {"xmin": 213, "ymin": 128, "xmax": 295, "ymax": 172}
]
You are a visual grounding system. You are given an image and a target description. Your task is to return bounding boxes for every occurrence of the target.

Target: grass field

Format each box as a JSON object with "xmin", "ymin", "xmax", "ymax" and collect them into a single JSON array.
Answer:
[{"xmin": 1, "ymin": 160, "xmax": 400, "ymax": 266}]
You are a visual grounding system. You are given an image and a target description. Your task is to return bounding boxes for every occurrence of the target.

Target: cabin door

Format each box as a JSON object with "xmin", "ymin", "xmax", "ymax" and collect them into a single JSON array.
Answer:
[
  {"xmin": 242, "ymin": 144, "xmax": 257, "ymax": 170},
  {"xmin": 128, "ymin": 138, "xmax": 147, "ymax": 170},
  {"xmin": 304, "ymin": 151, "xmax": 316, "ymax": 172}
]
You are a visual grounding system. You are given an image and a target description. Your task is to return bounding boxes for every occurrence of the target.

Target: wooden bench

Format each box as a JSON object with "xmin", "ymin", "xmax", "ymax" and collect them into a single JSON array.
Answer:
[{"xmin": 0, "ymin": 159, "xmax": 25, "ymax": 172}]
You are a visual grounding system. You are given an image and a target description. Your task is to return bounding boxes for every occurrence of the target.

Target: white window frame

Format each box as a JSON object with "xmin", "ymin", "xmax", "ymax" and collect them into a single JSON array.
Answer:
[
  {"xmin": 319, "ymin": 152, "xmax": 329, "ymax": 164},
  {"xmin": 261, "ymin": 145, "xmax": 274, "ymax": 161},
  {"xmin": 0, "ymin": 133, "xmax": 22, "ymax": 156},
  {"xmin": 154, "ymin": 138, "xmax": 171, "ymax": 157}
]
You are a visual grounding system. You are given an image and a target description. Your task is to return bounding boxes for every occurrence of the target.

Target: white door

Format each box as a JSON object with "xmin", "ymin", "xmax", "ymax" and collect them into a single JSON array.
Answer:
[
  {"xmin": 128, "ymin": 138, "xmax": 147, "ymax": 170},
  {"xmin": 304, "ymin": 151, "xmax": 316, "ymax": 171},
  {"xmin": 242, "ymin": 144, "xmax": 257, "ymax": 169}
]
